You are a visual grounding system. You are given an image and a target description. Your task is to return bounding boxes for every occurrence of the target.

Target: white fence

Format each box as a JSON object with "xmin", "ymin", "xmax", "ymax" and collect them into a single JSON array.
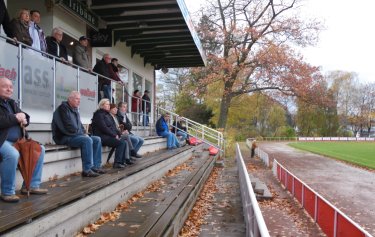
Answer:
[{"xmin": 236, "ymin": 143, "xmax": 270, "ymax": 237}]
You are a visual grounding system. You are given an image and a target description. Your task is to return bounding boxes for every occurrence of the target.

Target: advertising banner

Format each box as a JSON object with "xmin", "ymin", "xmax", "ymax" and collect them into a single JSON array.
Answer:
[
  {"xmin": 0, "ymin": 39, "xmax": 19, "ymax": 100},
  {"xmin": 79, "ymin": 71, "xmax": 97, "ymax": 124},
  {"xmin": 22, "ymin": 49, "xmax": 54, "ymax": 123},
  {"xmin": 55, "ymin": 62, "xmax": 78, "ymax": 107}
]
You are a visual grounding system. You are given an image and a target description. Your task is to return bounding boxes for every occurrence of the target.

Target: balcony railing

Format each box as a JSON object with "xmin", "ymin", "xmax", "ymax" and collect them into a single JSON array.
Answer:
[{"xmin": 0, "ymin": 34, "xmax": 151, "ymax": 126}]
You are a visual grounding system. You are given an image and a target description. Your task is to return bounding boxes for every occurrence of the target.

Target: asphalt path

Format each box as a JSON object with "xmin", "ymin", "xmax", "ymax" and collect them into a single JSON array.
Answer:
[{"xmin": 258, "ymin": 142, "xmax": 375, "ymax": 236}]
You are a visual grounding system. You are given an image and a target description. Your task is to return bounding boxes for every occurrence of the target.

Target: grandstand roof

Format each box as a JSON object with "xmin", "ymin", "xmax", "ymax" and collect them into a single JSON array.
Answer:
[{"xmin": 90, "ymin": 0, "xmax": 206, "ymax": 69}]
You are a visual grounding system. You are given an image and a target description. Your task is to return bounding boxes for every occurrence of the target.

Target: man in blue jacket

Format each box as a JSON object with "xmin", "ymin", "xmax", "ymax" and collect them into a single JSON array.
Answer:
[
  {"xmin": 0, "ymin": 77, "xmax": 47, "ymax": 203},
  {"xmin": 52, "ymin": 91, "xmax": 104, "ymax": 177},
  {"xmin": 156, "ymin": 113, "xmax": 180, "ymax": 149}
]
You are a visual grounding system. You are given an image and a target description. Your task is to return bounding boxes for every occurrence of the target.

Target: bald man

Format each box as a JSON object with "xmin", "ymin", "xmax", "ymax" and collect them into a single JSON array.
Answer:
[
  {"xmin": 52, "ymin": 91, "xmax": 104, "ymax": 177},
  {"xmin": 0, "ymin": 77, "xmax": 47, "ymax": 203}
]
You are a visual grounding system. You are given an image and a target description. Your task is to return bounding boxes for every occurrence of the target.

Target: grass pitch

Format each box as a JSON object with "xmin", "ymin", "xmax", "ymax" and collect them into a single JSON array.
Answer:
[{"xmin": 288, "ymin": 142, "xmax": 375, "ymax": 169}]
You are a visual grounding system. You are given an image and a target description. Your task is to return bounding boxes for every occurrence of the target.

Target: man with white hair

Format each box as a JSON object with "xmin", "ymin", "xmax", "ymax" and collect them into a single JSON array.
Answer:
[
  {"xmin": 0, "ymin": 77, "xmax": 47, "ymax": 203},
  {"xmin": 46, "ymin": 27, "xmax": 68, "ymax": 61},
  {"xmin": 52, "ymin": 91, "xmax": 104, "ymax": 177}
]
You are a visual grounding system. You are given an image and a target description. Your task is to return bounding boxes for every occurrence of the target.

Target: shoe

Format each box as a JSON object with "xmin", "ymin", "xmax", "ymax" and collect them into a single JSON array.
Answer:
[
  {"xmin": 21, "ymin": 188, "xmax": 48, "ymax": 195},
  {"xmin": 130, "ymin": 158, "xmax": 137, "ymax": 162},
  {"xmin": 125, "ymin": 160, "xmax": 134, "ymax": 165},
  {"xmin": 131, "ymin": 150, "xmax": 142, "ymax": 158},
  {"xmin": 1, "ymin": 194, "xmax": 20, "ymax": 203},
  {"xmin": 113, "ymin": 163, "xmax": 126, "ymax": 169},
  {"xmin": 91, "ymin": 168, "xmax": 106, "ymax": 174},
  {"xmin": 82, "ymin": 170, "xmax": 100, "ymax": 177}
]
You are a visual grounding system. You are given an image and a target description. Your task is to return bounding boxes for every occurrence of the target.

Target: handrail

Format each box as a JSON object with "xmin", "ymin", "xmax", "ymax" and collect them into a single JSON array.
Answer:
[
  {"xmin": 155, "ymin": 106, "xmax": 225, "ymax": 155},
  {"xmin": 236, "ymin": 143, "xmax": 270, "ymax": 237}
]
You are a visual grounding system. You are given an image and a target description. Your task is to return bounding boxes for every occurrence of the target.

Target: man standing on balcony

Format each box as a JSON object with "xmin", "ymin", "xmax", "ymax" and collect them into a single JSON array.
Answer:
[
  {"xmin": 142, "ymin": 90, "xmax": 151, "ymax": 126},
  {"xmin": 0, "ymin": 0, "xmax": 12, "ymax": 37},
  {"xmin": 0, "ymin": 77, "xmax": 48, "ymax": 203},
  {"xmin": 73, "ymin": 36, "xmax": 91, "ymax": 71},
  {"xmin": 29, "ymin": 10, "xmax": 47, "ymax": 52},
  {"xmin": 52, "ymin": 91, "xmax": 105, "ymax": 177},
  {"xmin": 46, "ymin": 27, "xmax": 68, "ymax": 61},
  {"xmin": 93, "ymin": 54, "xmax": 111, "ymax": 101}
]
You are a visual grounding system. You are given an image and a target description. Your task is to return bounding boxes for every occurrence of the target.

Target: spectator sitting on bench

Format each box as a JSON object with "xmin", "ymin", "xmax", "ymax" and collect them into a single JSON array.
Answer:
[
  {"xmin": 52, "ymin": 91, "xmax": 104, "ymax": 177},
  {"xmin": 172, "ymin": 116, "xmax": 188, "ymax": 142},
  {"xmin": 91, "ymin": 99, "xmax": 133, "ymax": 169},
  {"xmin": 116, "ymin": 102, "xmax": 143, "ymax": 158},
  {"xmin": 0, "ymin": 77, "xmax": 48, "ymax": 203},
  {"xmin": 156, "ymin": 113, "xmax": 180, "ymax": 150}
]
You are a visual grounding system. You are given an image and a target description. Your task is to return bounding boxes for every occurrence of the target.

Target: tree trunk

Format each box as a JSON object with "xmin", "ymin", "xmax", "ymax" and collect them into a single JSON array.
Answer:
[{"xmin": 217, "ymin": 93, "xmax": 232, "ymax": 129}]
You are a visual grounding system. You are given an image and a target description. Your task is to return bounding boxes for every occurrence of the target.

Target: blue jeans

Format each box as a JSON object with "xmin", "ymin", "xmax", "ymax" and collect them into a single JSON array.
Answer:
[
  {"xmin": 65, "ymin": 135, "xmax": 102, "ymax": 172},
  {"xmin": 98, "ymin": 85, "xmax": 111, "ymax": 102},
  {"xmin": 159, "ymin": 131, "xmax": 180, "ymax": 149},
  {"xmin": 129, "ymin": 134, "xmax": 144, "ymax": 153},
  {"xmin": 142, "ymin": 112, "xmax": 149, "ymax": 126},
  {"xmin": 176, "ymin": 131, "xmax": 188, "ymax": 141},
  {"xmin": 0, "ymin": 141, "xmax": 45, "ymax": 195}
]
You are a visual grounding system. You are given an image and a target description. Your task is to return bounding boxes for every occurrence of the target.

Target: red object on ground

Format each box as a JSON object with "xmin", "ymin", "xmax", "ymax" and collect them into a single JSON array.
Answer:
[
  {"xmin": 188, "ymin": 137, "xmax": 199, "ymax": 146},
  {"xmin": 208, "ymin": 146, "xmax": 219, "ymax": 155}
]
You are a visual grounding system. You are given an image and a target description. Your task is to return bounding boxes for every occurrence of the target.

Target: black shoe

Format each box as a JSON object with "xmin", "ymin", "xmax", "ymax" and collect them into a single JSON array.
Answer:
[
  {"xmin": 131, "ymin": 150, "xmax": 142, "ymax": 158},
  {"xmin": 113, "ymin": 163, "xmax": 126, "ymax": 169},
  {"xmin": 125, "ymin": 160, "xmax": 134, "ymax": 165},
  {"xmin": 92, "ymin": 168, "xmax": 106, "ymax": 174},
  {"xmin": 130, "ymin": 158, "xmax": 137, "ymax": 162},
  {"xmin": 82, "ymin": 170, "xmax": 100, "ymax": 177}
]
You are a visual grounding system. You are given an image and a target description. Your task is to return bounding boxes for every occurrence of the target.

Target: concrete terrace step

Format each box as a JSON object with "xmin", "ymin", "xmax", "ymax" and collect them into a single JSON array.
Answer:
[
  {"xmin": 12, "ymin": 136, "xmax": 167, "ymax": 190},
  {"xmin": 27, "ymin": 123, "xmax": 155, "ymax": 144},
  {"xmin": 0, "ymin": 145, "xmax": 198, "ymax": 237},
  {"xmin": 249, "ymin": 174, "xmax": 273, "ymax": 200},
  {"xmin": 91, "ymin": 149, "xmax": 216, "ymax": 237}
]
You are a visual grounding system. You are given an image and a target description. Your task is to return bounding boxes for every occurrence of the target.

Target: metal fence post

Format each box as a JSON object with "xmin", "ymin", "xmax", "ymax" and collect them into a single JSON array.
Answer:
[
  {"xmin": 333, "ymin": 210, "xmax": 338, "ymax": 237},
  {"xmin": 17, "ymin": 44, "xmax": 23, "ymax": 108},
  {"xmin": 52, "ymin": 58, "xmax": 56, "ymax": 110}
]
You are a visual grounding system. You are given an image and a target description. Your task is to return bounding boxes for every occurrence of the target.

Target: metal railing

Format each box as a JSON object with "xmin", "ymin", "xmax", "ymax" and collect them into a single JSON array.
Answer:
[
  {"xmin": 0, "ymin": 33, "xmax": 153, "ymax": 128},
  {"xmin": 236, "ymin": 143, "xmax": 270, "ymax": 237},
  {"xmin": 155, "ymin": 107, "xmax": 225, "ymax": 156},
  {"xmin": 271, "ymin": 158, "xmax": 373, "ymax": 237}
]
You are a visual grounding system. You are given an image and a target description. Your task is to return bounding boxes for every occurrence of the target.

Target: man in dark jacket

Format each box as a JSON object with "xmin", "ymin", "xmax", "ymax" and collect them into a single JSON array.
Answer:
[
  {"xmin": 93, "ymin": 54, "xmax": 111, "ymax": 101},
  {"xmin": 52, "ymin": 91, "xmax": 104, "ymax": 177},
  {"xmin": 0, "ymin": 0, "xmax": 12, "ymax": 36},
  {"xmin": 156, "ymin": 113, "xmax": 180, "ymax": 149},
  {"xmin": 117, "ymin": 101, "xmax": 143, "ymax": 158},
  {"xmin": 46, "ymin": 27, "xmax": 68, "ymax": 61},
  {"xmin": 142, "ymin": 90, "xmax": 151, "ymax": 126},
  {"xmin": 0, "ymin": 77, "xmax": 47, "ymax": 203}
]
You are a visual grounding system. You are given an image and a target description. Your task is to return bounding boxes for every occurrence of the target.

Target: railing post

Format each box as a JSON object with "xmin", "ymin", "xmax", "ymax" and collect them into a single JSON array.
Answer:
[
  {"xmin": 53, "ymin": 58, "xmax": 56, "ymax": 111},
  {"xmin": 333, "ymin": 210, "xmax": 337, "ymax": 237},
  {"xmin": 17, "ymin": 44, "xmax": 23, "ymax": 109},
  {"xmin": 314, "ymin": 195, "xmax": 318, "ymax": 222},
  {"xmin": 201, "ymin": 124, "xmax": 204, "ymax": 140}
]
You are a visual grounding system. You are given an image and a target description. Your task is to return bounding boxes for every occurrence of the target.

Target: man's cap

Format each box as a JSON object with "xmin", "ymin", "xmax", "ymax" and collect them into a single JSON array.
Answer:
[
  {"xmin": 79, "ymin": 36, "xmax": 89, "ymax": 41},
  {"xmin": 144, "ymin": 90, "xmax": 149, "ymax": 93}
]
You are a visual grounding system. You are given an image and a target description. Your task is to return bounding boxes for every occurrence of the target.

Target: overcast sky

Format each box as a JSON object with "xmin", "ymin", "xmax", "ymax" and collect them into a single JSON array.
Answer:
[{"xmin": 185, "ymin": 0, "xmax": 375, "ymax": 83}]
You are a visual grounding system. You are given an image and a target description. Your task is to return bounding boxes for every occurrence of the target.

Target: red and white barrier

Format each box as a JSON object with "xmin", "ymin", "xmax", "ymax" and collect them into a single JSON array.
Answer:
[{"xmin": 272, "ymin": 160, "xmax": 373, "ymax": 237}]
